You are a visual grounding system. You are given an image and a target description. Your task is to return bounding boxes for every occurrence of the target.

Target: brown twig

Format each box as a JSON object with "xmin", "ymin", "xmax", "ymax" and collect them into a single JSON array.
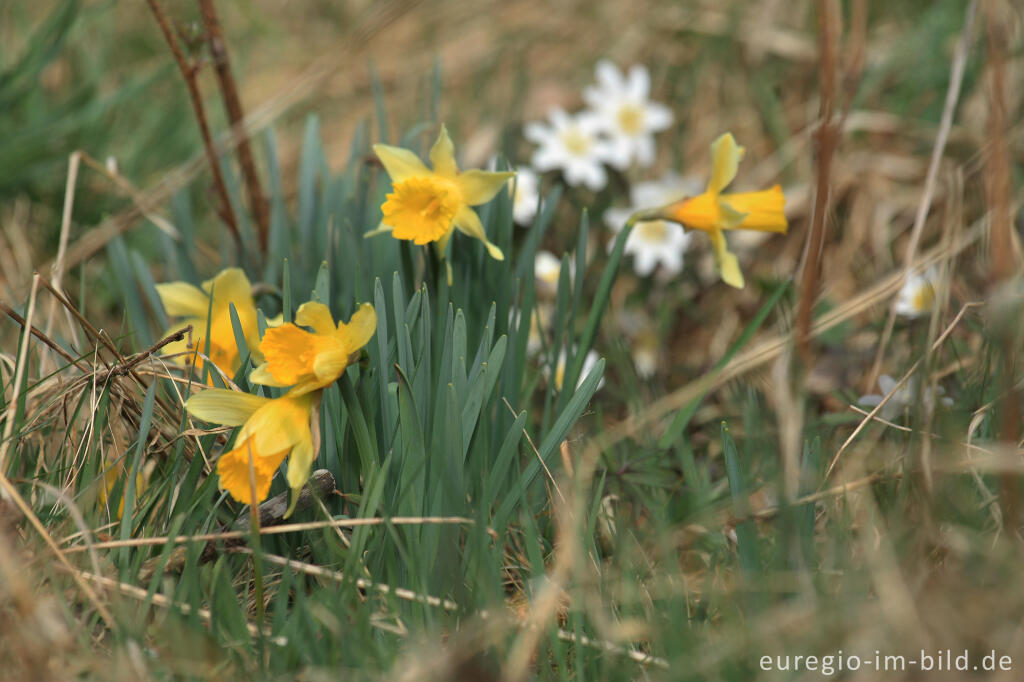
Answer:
[
  {"xmin": 39, "ymin": 0, "xmax": 412, "ymax": 277},
  {"xmin": 795, "ymin": 0, "xmax": 840, "ymax": 366},
  {"xmin": 146, "ymin": 0, "xmax": 241, "ymax": 248},
  {"xmin": 0, "ymin": 301, "xmax": 86, "ymax": 371},
  {"xmin": 136, "ymin": 469, "xmax": 336, "ymax": 582},
  {"xmin": 839, "ymin": 0, "xmax": 868, "ymax": 119},
  {"xmin": 94, "ymin": 326, "xmax": 192, "ymax": 383},
  {"xmin": 197, "ymin": 0, "xmax": 270, "ymax": 253},
  {"xmin": 983, "ymin": 0, "xmax": 1021, "ymax": 528}
]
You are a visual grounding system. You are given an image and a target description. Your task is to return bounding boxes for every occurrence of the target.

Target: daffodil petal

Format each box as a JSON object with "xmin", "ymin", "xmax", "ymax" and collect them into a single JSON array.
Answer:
[
  {"xmin": 284, "ymin": 378, "xmax": 324, "ymax": 397},
  {"xmin": 373, "ymin": 144, "xmax": 430, "ymax": 183},
  {"xmin": 338, "ymin": 303, "xmax": 377, "ymax": 355},
  {"xmin": 718, "ymin": 201, "xmax": 748, "ymax": 229},
  {"xmin": 249, "ymin": 363, "xmax": 290, "ymax": 388},
  {"xmin": 285, "ymin": 432, "xmax": 315, "ymax": 495},
  {"xmin": 186, "ymin": 388, "xmax": 269, "ymax": 426},
  {"xmin": 202, "ymin": 267, "xmax": 252, "ymax": 304},
  {"xmin": 312, "ymin": 348, "xmax": 351, "ymax": 383},
  {"xmin": 295, "ymin": 301, "xmax": 337, "ymax": 336},
  {"xmin": 457, "ymin": 170, "xmax": 516, "ymax": 206},
  {"xmin": 453, "ymin": 205, "xmax": 504, "ymax": 261},
  {"xmin": 708, "ymin": 133, "xmax": 745, "ymax": 195},
  {"xmin": 155, "ymin": 282, "xmax": 209, "ymax": 318},
  {"xmin": 248, "ymin": 395, "xmax": 312, "ymax": 455},
  {"xmin": 708, "ymin": 229, "xmax": 744, "ymax": 288},
  {"xmin": 429, "ymin": 125, "xmax": 458, "ymax": 177},
  {"xmin": 364, "ymin": 222, "xmax": 394, "ymax": 239}
]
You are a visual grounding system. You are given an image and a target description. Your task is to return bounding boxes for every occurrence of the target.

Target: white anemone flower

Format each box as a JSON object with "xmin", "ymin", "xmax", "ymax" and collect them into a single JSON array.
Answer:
[
  {"xmin": 526, "ymin": 108, "xmax": 612, "ymax": 191},
  {"xmin": 859, "ymin": 373, "xmax": 953, "ymax": 420},
  {"xmin": 549, "ymin": 348, "xmax": 604, "ymax": 393},
  {"xmin": 895, "ymin": 266, "xmax": 940, "ymax": 319},
  {"xmin": 509, "ymin": 167, "xmax": 542, "ymax": 226},
  {"xmin": 605, "ymin": 173, "xmax": 701, "ymax": 276},
  {"xmin": 583, "ymin": 60, "xmax": 674, "ymax": 170}
]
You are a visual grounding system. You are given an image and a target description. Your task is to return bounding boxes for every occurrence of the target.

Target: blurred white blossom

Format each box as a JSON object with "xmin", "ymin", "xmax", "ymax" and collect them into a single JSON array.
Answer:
[
  {"xmin": 583, "ymin": 60, "xmax": 673, "ymax": 170},
  {"xmin": 895, "ymin": 266, "xmax": 940, "ymax": 318},
  {"xmin": 859, "ymin": 373, "xmax": 952, "ymax": 420},
  {"xmin": 509, "ymin": 166, "xmax": 541, "ymax": 226},
  {"xmin": 605, "ymin": 173, "xmax": 701, "ymax": 276},
  {"xmin": 526, "ymin": 108, "xmax": 612, "ymax": 191}
]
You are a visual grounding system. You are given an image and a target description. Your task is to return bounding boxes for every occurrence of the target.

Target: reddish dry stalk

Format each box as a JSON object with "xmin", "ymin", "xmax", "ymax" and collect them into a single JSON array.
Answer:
[
  {"xmin": 840, "ymin": 0, "xmax": 868, "ymax": 117},
  {"xmin": 984, "ymin": 0, "xmax": 1021, "ymax": 526},
  {"xmin": 796, "ymin": 0, "xmax": 841, "ymax": 366},
  {"xmin": 197, "ymin": 0, "xmax": 270, "ymax": 253},
  {"xmin": 146, "ymin": 0, "xmax": 241, "ymax": 248}
]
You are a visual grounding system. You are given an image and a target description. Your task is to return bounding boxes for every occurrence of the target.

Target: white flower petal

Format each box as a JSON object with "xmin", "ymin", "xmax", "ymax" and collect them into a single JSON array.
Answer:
[
  {"xmin": 595, "ymin": 59, "xmax": 625, "ymax": 93},
  {"xmin": 645, "ymin": 102, "xmax": 674, "ymax": 131},
  {"xmin": 632, "ymin": 249, "xmax": 658, "ymax": 276},
  {"xmin": 627, "ymin": 64, "xmax": 650, "ymax": 100},
  {"xmin": 633, "ymin": 135, "xmax": 657, "ymax": 168},
  {"xmin": 524, "ymin": 121, "xmax": 554, "ymax": 144},
  {"xmin": 600, "ymin": 136, "xmax": 634, "ymax": 170},
  {"xmin": 604, "ymin": 208, "xmax": 633, "ymax": 231}
]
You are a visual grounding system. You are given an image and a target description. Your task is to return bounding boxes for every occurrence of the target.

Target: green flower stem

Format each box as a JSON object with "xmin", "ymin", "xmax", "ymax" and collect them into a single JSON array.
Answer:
[{"xmin": 561, "ymin": 214, "xmax": 638, "ymax": 399}]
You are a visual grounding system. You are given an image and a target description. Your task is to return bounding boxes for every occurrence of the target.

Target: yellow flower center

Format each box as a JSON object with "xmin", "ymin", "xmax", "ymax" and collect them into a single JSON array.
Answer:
[
  {"xmin": 381, "ymin": 176, "xmax": 460, "ymax": 245},
  {"xmin": 636, "ymin": 220, "xmax": 669, "ymax": 242},
  {"xmin": 912, "ymin": 284, "xmax": 935, "ymax": 312},
  {"xmin": 616, "ymin": 104, "xmax": 644, "ymax": 135},
  {"xmin": 561, "ymin": 128, "xmax": 591, "ymax": 156}
]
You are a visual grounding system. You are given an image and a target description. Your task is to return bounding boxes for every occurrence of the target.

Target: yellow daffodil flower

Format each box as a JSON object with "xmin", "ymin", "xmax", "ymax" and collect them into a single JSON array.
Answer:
[
  {"xmin": 653, "ymin": 133, "xmax": 787, "ymax": 288},
  {"xmin": 250, "ymin": 301, "xmax": 376, "ymax": 396},
  {"xmin": 186, "ymin": 388, "xmax": 319, "ymax": 512},
  {"xmin": 156, "ymin": 268, "xmax": 261, "ymax": 377},
  {"xmin": 369, "ymin": 125, "xmax": 514, "ymax": 273}
]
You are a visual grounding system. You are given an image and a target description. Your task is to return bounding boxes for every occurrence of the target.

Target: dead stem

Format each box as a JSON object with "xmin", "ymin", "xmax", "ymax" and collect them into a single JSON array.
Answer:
[
  {"xmin": 984, "ymin": 0, "xmax": 1022, "ymax": 528},
  {"xmin": 146, "ymin": 0, "xmax": 242, "ymax": 248},
  {"xmin": 796, "ymin": 0, "xmax": 840, "ymax": 366},
  {"xmin": 197, "ymin": 0, "xmax": 270, "ymax": 253}
]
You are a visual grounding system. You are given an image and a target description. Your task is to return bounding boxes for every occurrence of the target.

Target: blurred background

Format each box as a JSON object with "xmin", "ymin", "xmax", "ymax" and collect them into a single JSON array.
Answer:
[{"xmin": 2, "ymin": 1, "xmax": 1023, "ymax": 680}]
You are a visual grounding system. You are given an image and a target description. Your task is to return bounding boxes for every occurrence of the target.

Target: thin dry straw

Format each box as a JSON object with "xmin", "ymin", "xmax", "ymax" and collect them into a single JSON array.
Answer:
[
  {"xmin": 824, "ymin": 302, "xmax": 983, "ymax": 480},
  {"xmin": 867, "ymin": 0, "xmax": 978, "ymax": 389},
  {"xmin": 60, "ymin": 515, "xmax": 476, "ymax": 554}
]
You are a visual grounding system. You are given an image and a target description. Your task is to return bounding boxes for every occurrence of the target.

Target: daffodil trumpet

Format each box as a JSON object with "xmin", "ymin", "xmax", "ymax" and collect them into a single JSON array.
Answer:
[
  {"xmin": 644, "ymin": 133, "xmax": 788, "ymax": 288},
  {"xmin": 250, "ymin": 301, "xmax": 376, "ymax": 396},
  {"xmin": 367, "ymin": 125, "xmax": 514, "ymax": 283},
  {"xmin": 185, "ymin": 387, "xmax": 322, "ymax": 516}
]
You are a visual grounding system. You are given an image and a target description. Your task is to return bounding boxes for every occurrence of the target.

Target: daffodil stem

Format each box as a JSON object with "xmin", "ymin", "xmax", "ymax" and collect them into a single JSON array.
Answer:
[{"xmin": 563, "ymin": 216, "xmax": 637, "ymax": 396}]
